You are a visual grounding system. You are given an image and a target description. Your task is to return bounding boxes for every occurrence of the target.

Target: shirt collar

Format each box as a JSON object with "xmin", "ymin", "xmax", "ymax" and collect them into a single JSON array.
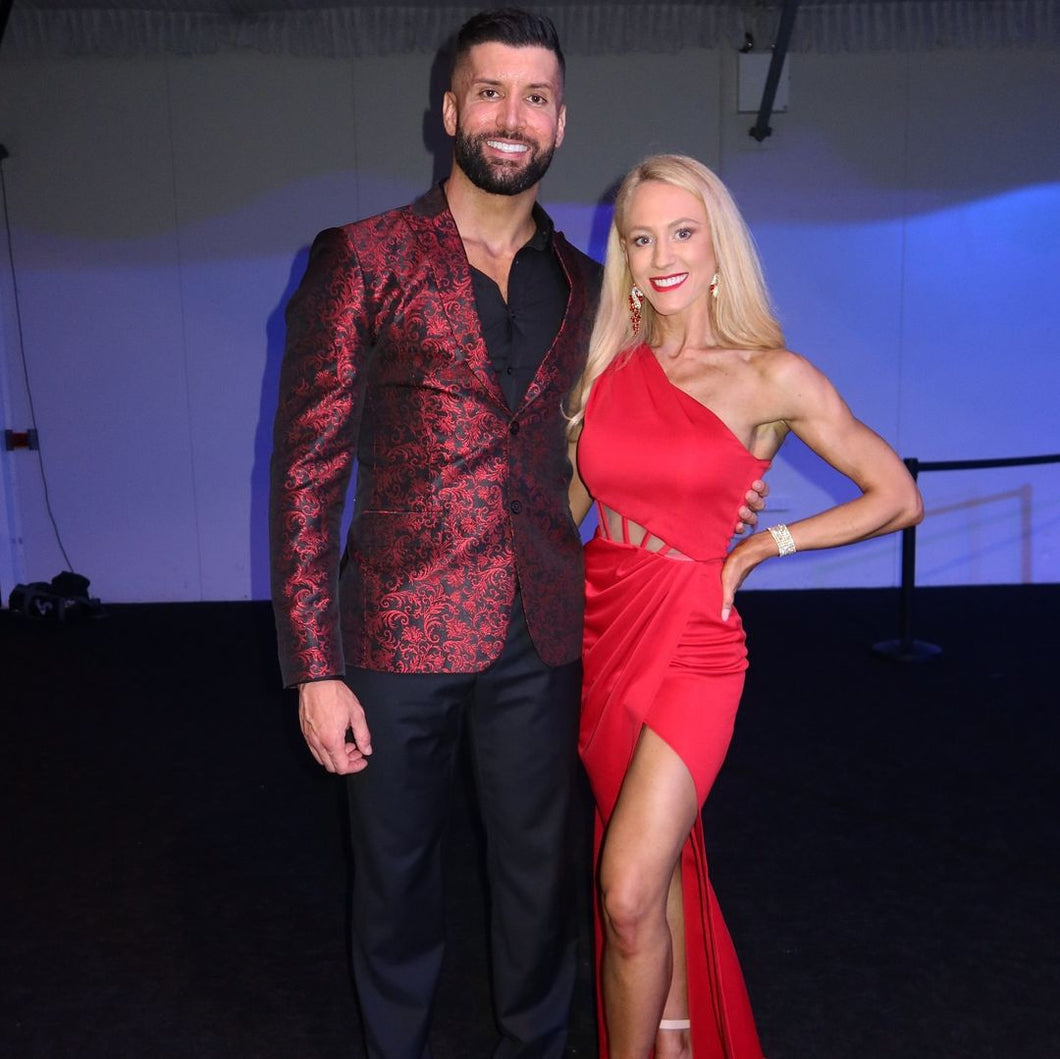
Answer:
[{"xmin": 527, "ymin": 203, "xmax": 556, "ymax": 252}]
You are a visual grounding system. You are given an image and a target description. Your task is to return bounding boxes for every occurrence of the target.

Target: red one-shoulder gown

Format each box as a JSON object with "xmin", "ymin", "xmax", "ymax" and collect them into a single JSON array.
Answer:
[{"xmin": 577, "ymin": 343, "xmax": 770, "ymax": 1058}]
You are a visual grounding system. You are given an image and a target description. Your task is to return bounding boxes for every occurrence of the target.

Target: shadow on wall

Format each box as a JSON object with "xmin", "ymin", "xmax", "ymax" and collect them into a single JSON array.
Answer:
[
  {"xmin": 917, "ymin": 482, "xmax": 1037, "ymax": 584},
  {"xmin": 776, "ymin": 432, "xmax": 861, "ymax": 512},
  {"xmin": 424, "ymin": 30, "xmax": 457, "ymax": 187},
  {"xmin": 250, "ymin": 31, "xmax": 459, "ymax": 604},
  {"xmin": 586, "ymin": 176, "xmax": 621, "ymax": 265},
  {"xmin": 250, "ymin": 244, "xmax": 309, "ymax": 602}
]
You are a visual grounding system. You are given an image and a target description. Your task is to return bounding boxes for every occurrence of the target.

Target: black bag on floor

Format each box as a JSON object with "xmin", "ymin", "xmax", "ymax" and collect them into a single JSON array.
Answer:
[{"xmin": 8, "ymin": 572, "xmax": 103, "ymax": 621}]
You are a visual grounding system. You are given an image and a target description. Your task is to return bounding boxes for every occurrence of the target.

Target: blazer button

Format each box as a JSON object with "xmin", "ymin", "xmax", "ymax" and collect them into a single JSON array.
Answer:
[
  {"xmin": 510, "ymin": 500, "xmax": 523, "ymax": 514},
  {"xmin": 509, "ymin": 421, "xmax": 520, "ymax": 435}
]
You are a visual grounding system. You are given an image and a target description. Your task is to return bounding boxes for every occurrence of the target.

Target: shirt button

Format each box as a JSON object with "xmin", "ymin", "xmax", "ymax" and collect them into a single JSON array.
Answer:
[
  {"xmin": 510, "ymin": 500, "xmax": 523, "ymax": 514},
  {"xmin": 509, "ymin": 421, "xmax": 520, "ymax": 435}
]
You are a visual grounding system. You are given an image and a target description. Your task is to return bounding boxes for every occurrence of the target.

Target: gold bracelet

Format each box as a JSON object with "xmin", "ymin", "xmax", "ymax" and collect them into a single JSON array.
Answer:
[{"xmin": 767, "ymin": 524, "xmax": 796, "ymax": 557}]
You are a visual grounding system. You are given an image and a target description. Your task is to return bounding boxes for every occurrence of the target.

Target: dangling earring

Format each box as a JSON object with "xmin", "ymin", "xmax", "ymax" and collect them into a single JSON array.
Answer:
[
  {"xmin": 629, "ymin": 284, "xmax": 643, "ymax": 333},
  {"xmin": 709, "ymin": 272, "xmax": 719, "ymax": 300}
]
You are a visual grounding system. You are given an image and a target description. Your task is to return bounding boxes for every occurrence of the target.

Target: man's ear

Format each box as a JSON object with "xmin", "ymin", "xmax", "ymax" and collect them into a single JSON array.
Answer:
[
  {"xmin": 442, "ymin": 91, "xmax": 458, "ymax": 137},
  {"xmin": 555, "ymin": 103, "xmax": 567, "ymax": 149}
]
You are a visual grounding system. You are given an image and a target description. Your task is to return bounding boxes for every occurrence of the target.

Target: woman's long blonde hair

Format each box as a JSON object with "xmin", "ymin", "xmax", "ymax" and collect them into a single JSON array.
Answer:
[{"xmin": 567, "ymin": 154, "xmax": 784, "ymax": 435}]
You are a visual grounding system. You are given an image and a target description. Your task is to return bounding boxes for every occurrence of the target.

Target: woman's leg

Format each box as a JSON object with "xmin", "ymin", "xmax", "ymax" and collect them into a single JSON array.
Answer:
[
  {"xmin": 654, "ymin": 862, "xmax": 692, "ymax": 1058},
  {"xmin": 598, "ymin": 725, "xmax": 699, "ymax": 1058}
]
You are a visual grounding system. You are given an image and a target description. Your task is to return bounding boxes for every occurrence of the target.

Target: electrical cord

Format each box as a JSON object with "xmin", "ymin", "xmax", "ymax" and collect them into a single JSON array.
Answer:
[{"xmin": 0, "ymin": 145, "xmax": 75, "ymax": 572}]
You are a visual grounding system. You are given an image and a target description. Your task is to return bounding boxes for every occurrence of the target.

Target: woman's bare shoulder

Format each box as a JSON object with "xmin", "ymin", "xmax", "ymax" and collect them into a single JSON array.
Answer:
[{"xmin": 751, "ymin": 347, "xmax": 830, "ymax": 391}]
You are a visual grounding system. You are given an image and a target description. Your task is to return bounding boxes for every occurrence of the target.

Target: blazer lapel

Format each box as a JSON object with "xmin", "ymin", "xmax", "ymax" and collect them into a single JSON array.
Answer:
[
  {"xmin": 518, "ymin": 234, "xmax": 589, "ymax": 411},
  {"xmin": 407, "ymin": 186, "xmax": 508, "ymax": 409}
]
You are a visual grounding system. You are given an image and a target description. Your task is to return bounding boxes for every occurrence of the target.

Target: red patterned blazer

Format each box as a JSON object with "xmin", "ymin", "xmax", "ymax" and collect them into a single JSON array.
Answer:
[{"xmin": 270, "ymin": 185, "xmax": 601, "ymax": 686}]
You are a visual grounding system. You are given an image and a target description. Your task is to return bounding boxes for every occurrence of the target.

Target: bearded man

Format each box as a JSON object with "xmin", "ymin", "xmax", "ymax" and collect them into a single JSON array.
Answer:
[{"xmin": 270, "ymin": 11, "xmax": 599, "ymax": 1058}]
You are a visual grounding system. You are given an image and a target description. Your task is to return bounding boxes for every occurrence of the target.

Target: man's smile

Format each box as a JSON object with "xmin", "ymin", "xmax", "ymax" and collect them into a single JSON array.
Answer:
[{"xmin": 486, "ymin": 139, "xmax": 530, "ymax": 154}]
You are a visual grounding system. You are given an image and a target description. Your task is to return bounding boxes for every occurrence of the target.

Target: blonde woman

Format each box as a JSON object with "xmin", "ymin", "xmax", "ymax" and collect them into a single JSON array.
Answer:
[{"xmin": 567, "ymin": 155, "xmax": 922, "ymax": 1059}]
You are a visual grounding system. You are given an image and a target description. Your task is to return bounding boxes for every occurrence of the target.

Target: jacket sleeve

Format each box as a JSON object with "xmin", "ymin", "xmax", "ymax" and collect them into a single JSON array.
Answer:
[{"xmin": 269, "ymin": 226, "xmax": 369, "ymax": 687}]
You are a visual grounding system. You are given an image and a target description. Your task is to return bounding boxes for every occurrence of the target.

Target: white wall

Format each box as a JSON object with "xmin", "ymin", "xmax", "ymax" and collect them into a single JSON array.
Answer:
[
  {"xmin": 0, "ymin": 41, "xmax": 1057, "ymax": 602},
  {"xmin": 0, "ymin": 219, "xmax": 22, "ymax": 602}
]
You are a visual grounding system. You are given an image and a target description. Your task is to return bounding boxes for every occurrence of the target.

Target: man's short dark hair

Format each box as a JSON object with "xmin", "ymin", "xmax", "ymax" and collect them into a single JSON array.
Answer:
[{"xmin": 451, "ymin": 7, "xmax": 566, "ymax": 83}]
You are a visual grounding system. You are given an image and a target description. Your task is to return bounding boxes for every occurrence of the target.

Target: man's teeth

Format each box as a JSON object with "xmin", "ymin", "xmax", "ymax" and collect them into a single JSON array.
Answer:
[
  {"xmin": 654, "ymin": 274, "xmax": 687, "ymax": 288},
  {"xmin": 488, "ymin": 141, "xmax": 529, "ymax": 153}
]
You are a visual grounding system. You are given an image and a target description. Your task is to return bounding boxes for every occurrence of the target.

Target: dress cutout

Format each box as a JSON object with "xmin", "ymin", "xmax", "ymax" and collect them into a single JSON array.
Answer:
[{"xmin": 578, "ymin": 343, "xmax": 770, "ymax": 1058}]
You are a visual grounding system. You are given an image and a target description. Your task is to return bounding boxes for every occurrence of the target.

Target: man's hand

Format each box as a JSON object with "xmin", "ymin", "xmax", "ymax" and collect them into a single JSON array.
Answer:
[
  {"xmin": 733, "ymin": 478, "xmax": 769, "ymax": 536},
  {"xmin": 298, "ymin": 679, "xmax": 373, "ymax": 775}
]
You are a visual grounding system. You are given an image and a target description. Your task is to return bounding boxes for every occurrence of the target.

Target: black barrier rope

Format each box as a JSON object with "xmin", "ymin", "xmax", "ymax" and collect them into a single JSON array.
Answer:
[{"xmin": 873, "ymin": 453, "xmax": 1060, "ymax": 662}]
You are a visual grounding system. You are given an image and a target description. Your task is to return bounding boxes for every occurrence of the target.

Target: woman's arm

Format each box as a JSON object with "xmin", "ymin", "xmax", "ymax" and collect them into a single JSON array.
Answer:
[{"xmin": 720, "ymin": 352, "xmax": 923, "ymax": 618}]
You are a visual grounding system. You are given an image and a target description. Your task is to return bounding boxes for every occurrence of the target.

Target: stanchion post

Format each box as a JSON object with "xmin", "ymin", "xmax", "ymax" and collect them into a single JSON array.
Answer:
[
  {"xmin": 873, "ymin": 457, "xmax": 941, "ymax": 661},
  {"xmin": 897, "ymin": 466, "xmax": 919, "ymax": 651}
]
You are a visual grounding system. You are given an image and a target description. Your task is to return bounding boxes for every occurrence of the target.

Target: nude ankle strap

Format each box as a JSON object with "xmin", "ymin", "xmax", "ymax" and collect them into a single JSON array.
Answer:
[{"xmin": 659, "ymin": 1018, "xmax": 691, "ymax": 1030}]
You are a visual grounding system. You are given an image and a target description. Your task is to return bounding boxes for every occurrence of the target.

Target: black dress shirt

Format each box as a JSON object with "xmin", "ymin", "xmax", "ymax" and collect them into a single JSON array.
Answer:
[{"xmin": 470, "ymin": 207, "xmax": 570, "ymax": 410}]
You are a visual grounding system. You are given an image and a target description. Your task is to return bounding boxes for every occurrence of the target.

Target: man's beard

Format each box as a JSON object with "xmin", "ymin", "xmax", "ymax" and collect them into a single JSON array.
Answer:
[{"xmin": 454, "ymin": 128, "xmax": 556, "ymax": 196}]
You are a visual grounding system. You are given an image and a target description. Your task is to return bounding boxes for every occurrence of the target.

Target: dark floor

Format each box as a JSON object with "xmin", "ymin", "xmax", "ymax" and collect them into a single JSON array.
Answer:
[{"xmin": 2, "ymin": 585, "xmax": 1058, "ymax": 1059}]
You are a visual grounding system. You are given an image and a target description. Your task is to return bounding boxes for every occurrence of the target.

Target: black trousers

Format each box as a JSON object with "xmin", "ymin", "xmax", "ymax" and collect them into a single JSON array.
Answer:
[{"xmin": 344, "ymin": 596, "xmax": 582, "ymax": 1059}]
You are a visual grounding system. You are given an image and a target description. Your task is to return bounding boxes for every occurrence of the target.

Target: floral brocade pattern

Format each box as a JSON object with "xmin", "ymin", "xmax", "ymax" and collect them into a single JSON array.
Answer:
[{"xmin": 270, "ymin": 186, "xmax": 601, "ymax": 685}]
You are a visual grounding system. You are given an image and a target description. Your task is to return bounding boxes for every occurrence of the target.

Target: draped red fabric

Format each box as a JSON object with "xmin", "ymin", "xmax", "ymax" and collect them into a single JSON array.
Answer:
[{"xmin": 577, "ymin": 344, "xmax": 769, "ymax": 1058}]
